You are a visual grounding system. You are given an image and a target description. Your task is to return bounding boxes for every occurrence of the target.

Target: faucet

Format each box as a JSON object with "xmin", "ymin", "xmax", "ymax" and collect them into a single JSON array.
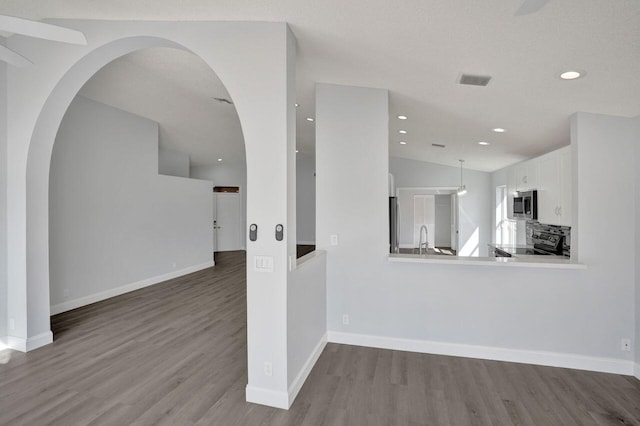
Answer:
[{"xmin": 418, "ymin": 225, "xmax": 428, "ymax": 255}]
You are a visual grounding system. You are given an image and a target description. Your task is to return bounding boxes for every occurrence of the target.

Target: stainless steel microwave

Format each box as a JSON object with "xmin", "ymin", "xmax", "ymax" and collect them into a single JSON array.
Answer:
[{"xmin": 513, "ymin": 190, "xmax": 537, "ymax": 220}]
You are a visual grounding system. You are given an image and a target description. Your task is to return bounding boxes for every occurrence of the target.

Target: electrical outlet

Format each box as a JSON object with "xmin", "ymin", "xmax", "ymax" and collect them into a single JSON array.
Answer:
[
  {"xmin": 330, "ymin": 234, "xmax": 339, "ymax": 246},
  {"xmin": 263, "ymin": 361, "xmax": 273, "ymax": 377},
  {"xmin": 172, "ymin": 262, "xmax": 177, "ymax": 269},
  {"xmin": 342, "ymin": 314, "xmax": 349, "ymax": 325},
  {"xmin": 621, "ymin": 338, "xmax": 631, "ymax": 352}
]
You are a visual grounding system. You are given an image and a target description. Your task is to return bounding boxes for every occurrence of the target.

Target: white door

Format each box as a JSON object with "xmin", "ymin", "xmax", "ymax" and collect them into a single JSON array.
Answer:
[{"xmin": 213, "ymin": 192, "xmax": 242, "ymax": 252}]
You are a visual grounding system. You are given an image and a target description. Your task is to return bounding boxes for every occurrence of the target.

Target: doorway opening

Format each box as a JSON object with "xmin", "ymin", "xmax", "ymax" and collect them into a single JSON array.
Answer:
[
  {"xmin": 212, "ymin": 186, "xmax": 243, "ymax": 255},
  {"xmin": 48, "ymin": 46, "xmax": 247, "ymax": 318},
  {"xmin": 396, "ymin": 187, "xmax": 458, "ymax": 255}
]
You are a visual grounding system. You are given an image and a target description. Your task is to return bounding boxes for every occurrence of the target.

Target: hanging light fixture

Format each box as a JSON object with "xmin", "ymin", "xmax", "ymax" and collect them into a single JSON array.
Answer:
[{"xmin": 457, "ymin": 159, "xmax": 467, "ymax": 196}]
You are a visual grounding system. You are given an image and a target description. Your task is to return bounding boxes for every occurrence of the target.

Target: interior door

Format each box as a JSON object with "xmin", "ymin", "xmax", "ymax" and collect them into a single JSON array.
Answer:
[{"xmin": 214, "ymin": 192, "xmax": 242, "ymax": 252}]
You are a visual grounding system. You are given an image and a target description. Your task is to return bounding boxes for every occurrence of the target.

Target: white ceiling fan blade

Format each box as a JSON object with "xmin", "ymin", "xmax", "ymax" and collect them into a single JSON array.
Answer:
[
  {"xmin": 0, "ymin": 15, "xmax": 87, "ymax": 45},
  {"xmin": 0, "ymin": 44, "xmax": 33, "ymax": 67},
  {"xmin": 515, "ymin": 0, "xmax": 551, "ymax": 16}
]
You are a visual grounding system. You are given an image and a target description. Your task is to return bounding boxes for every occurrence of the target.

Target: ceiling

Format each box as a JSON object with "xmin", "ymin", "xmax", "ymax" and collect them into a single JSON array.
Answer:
[
  {"xmin": 79, "ymin": 48, "xmax": 245, "ymax": 167},
  {"xmin": 2, "ymin": 0, "xmax": 640, "ymax": 172}
]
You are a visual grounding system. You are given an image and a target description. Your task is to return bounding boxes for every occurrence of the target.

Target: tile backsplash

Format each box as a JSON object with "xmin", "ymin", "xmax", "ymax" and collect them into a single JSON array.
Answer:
[{"xmin": 526, "ymin": 221, "xmax": 571, "ymax": 257}]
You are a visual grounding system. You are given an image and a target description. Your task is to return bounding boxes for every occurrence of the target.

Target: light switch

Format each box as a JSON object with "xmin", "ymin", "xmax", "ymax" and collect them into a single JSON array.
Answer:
[
  {"xmin": 330, "ymin": 234, "xmax": 339, "ymax": 246},
  {"xmin": 254, "ymin": 255, "xmax": 274, "ymax": 272}
]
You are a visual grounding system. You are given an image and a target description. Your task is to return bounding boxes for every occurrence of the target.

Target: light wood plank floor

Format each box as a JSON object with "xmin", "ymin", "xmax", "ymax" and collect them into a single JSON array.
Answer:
[{"xmin": 1, "ymin": 250, "xmax": 639, "ymax": 425}]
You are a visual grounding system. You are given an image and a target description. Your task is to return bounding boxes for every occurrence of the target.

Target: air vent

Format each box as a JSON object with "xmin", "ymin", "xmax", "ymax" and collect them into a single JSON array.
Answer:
[
  {"xmin": 432, "ymin": 143, "xmax": 446, "ymax": 148},
  {"xmin": 212, "ymin": 97, "xmax": 233, "ymax": 105},
  {"xmin": 459, "ymin": 74, "xmax": 492, "ymax": 87}
]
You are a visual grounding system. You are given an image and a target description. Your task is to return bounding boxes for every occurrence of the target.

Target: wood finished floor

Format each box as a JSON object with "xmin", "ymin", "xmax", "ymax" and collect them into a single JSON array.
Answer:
[{"xmin": 1, "ymin": 250, "xmax": 639, "ymax": 425}]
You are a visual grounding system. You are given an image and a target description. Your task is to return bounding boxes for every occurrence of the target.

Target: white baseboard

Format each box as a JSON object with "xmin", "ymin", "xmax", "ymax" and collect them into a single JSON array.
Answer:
[
  {"xmin": 6, "ymin": 331, "xmax": 53, "ymax": 353},
  {"xmin": 634, "ymin": 362, "xmax": 640, "ymax": 381},
  {"xmin": 27, "ymin": 331, "xmax": 53, "ymax": 351},
  {"xmin": 50, "ymin": 261, "xmax": 215, "ymax": 315},
  {"xmin": 288, "ymin": 333, "xmax": 327, "ymax": 407},
  {"xmin": 245, "ymin": 334, "xmax": 327, "ymax": 410},
  {"xmin": 7, "ymin": 336, "xmax": 26, "ymax": 352},
  {"xmin": 327, "ymin": 331, "xmax": 634, "ymax": 376},
  {"xmin": 246, "ymin": 385, "xmax": 289, "ymax": 410},
  {"xmin": 297, "ymin": 240, "xmax": 316, "ymax": 245}
]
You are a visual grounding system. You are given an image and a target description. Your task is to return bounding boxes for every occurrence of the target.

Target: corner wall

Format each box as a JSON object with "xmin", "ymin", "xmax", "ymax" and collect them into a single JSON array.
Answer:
[
  {"xmin": 159, "ymin": 148, "xmax": 190, "ymax": 178},
  {"xmin": 0, "ymin": 57, "xmax": 7, "ymax": 345},
  {"xmin": 49, "ymin": 97, "xmax": 213, "ymax": 313},
  {"xmin": 635, "ymin": 116, "xmax": 640, "ymax": 378}
]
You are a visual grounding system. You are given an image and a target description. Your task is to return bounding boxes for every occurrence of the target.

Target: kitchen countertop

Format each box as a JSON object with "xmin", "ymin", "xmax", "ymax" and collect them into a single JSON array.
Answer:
[{"xmin": 388, "ymin": 252, "xmax": 585, "ymax": 269}]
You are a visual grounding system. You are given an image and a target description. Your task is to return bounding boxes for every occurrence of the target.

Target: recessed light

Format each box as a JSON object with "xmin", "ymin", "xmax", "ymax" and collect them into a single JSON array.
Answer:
[
  {"xmin": 399, "ymin": 141, "xmax": 407, "ymax": 145},
  {"xmin": 296, "ymin": 150, "xmax": 299, "ymax": 153},
  {"xmin": 492, "ymin": 128, "xmax": 506, "ymax": 133},
  {"xmin": 397, "ymin": 115, "xmax": 407, "ymax": 120},
  {"xmin": 478, "ymin": 141, "xmax": 490, "ymax": 146},
  {"xmin": 306, "ymin": 117, "xmax": 314, "ymax": 122},
  {"xmin": 560, "ymin": 70, "xmax": 582, "ymax": 80},
  {"xmin": 399, "ymin": 130, "xmax": 407, "ymax": 134},
  {"xmin": 295, "ymin": 103, "xmax": 299, "ymax": 107},
  {"xmin": 217, "ymin": 158, "xmax": 223, "ymax": 162}
]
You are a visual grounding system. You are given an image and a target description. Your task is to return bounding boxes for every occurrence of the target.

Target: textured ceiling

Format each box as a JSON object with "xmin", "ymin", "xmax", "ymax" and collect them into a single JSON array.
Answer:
[{"xmin": 2, "ymin": 0, "xmax": 639, "ymax": 171}]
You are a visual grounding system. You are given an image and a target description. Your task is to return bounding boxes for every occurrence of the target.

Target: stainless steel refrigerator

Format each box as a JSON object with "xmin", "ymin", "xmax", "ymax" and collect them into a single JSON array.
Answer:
[{"xmin": 389, "ymin": 197, "xmax": 399, "ymax": 253}]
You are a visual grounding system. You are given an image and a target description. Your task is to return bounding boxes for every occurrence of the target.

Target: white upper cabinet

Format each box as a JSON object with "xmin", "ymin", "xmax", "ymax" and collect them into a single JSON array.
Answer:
[
  {"xmin": 506, "ymin": 158, "xmax": 539, "ymax": 219},
  {"xmin": 537, "ymin": 146, "xmax": 571, "ymax": 226},
  {"xmin": 515, "ymin": 160, "xmax": 539, "ymax": 192},
  {"xmin": 505, "ymin": 145, "xmax": 571, "ymax": 225}
]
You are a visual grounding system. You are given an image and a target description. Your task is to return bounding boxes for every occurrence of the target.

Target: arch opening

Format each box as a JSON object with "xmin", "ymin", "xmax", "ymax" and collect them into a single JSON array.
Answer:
[{"xmin": 48, "ymin": 45, "xmax": 247, "ymax": 319}]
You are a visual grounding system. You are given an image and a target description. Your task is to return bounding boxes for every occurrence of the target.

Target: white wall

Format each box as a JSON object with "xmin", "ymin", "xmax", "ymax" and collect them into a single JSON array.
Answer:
[
  {"xmin": 318, "ymin": 84, "xmax": 637, "ymax": 375},
  {"xmin": 159, "ymin": 147, "xmax": 190, "ymax": 178},
  {"xmin": 390, "ymin": 157, "xmax": 492, "ymax": 256},
  {"xmin": 636, "ymin": 116, "xmax": 640, "ymax": 375},
  {"xmin": 0, "ymin": 58, "xmax": 7, "ymax": 345},
  {"xmin": 5, "ymin": 22, "xmax": 297, "ymax": 407},
  {"xmin": 287, "ymin": 251, "xmax": 327, "ymax": 404},
  {"xmin": 191, "ymin": 162, "xmax": 247, "ymax": 246},
  {"xmin": 296, "ymin": 152, "xmax": 315, "ymax": 244},
  {"xmin": 49, "ymin": 96, "xmax": 213, "ymax": 312}
]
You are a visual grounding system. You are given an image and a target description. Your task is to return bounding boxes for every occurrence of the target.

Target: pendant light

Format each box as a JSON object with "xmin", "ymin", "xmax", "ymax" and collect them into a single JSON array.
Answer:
[{"xmin": 457, "ymin": 159, "xmax": 467, "ymax": 196}]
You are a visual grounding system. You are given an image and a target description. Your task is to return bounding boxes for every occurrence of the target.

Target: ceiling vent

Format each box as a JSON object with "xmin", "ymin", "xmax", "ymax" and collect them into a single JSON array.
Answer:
[
  {"xmin": 458, "ymin": 74, "xmax": 492, "ymax": 87},
  {"xmin": 432, "ymin": 143, "xmax": 446, "ymax": 148},
  {"xmin": 212, "ymin": 97, "xmax": 233, "ymax": 105}
]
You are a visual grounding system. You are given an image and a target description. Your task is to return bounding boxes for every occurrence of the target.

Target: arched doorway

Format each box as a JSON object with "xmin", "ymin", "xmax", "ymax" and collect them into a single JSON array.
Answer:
[
  {"xmin": 8, "ymin": 22, "xmax": 296, "ymax": 407},
  {"xmin": 48, "ymin": 46, "xmax": 247, "ymax": 315}
]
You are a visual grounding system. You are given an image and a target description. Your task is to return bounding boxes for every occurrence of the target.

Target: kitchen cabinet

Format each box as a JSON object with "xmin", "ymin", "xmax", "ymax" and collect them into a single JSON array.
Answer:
[
  {"xmin": 537, "ymin": 146, "xmax": 571, "ymax": 226},
  {"xmin": 514, "ymin": 160, "xmax": 538, "ymax": 192},
  {"xmin": 506, "ymin": 159, "xmax": 538, "ymax": 219}
]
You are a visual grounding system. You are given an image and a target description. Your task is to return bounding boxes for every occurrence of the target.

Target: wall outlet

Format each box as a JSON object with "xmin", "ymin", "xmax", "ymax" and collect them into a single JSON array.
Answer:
[
  {"xmin": 342, "ymin": 314, "xmax": 349, "ymax": 325},
  {"xmin": 621, "ymin": 338, "xmax": 631, "ymax": 352},
  {"xmin": 263, "ymin": 361, "xmax": 273, "ymax": 377},
  {"xmin": 172, "ymin": 262, "xmax": 177, "ymax": 269},
  {"xmin": 330, "ymin": 234, "xmax": 339, "ymax": 246},
  {"xmin": 9, "ymin": 318, "xmax": 15, "ymax": 330}
]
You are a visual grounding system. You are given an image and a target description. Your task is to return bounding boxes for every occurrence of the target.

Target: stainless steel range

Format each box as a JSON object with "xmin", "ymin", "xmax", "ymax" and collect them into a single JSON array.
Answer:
[{"xmin": 492, "ymin": 231, "xmax": 566, "ymax": 258}]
